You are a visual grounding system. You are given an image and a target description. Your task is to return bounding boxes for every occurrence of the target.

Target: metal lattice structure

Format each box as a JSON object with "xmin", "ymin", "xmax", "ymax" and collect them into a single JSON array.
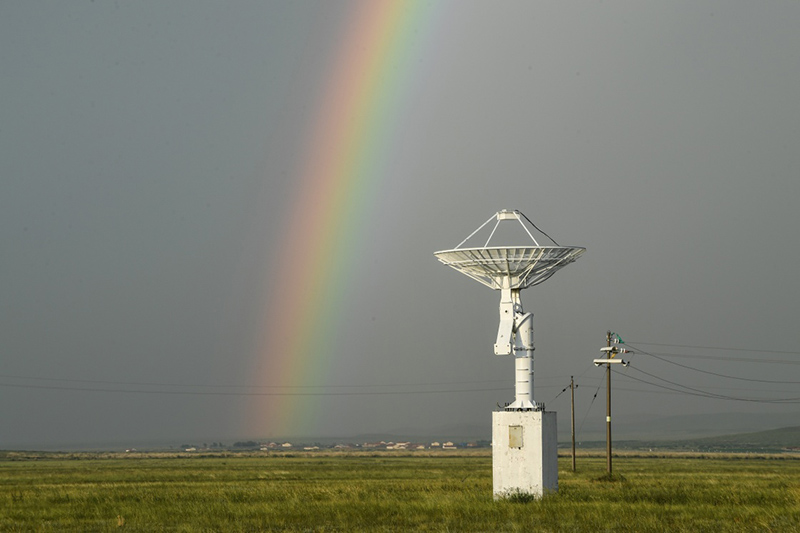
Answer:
[{"xmin": 433, "ymin": 246, "xmax": 584, "ymax": 291}]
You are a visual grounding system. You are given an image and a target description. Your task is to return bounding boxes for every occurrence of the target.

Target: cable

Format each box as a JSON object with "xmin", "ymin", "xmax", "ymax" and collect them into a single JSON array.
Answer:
[
  {"xmin": 614, "ymin": 372, "xmax": 800, "ymax": 394},
  {"xmin": 616, "ymin": 370, "xmax": 734, "ymax": 400},
  {"xmin": 621, "ymin": 366, "xmax": 746, "ymax": 400},
  {"xmin": 0, "ymin": 381, "xmax": 512, "ymax": 397},
  {"xmin": 546, "ymin": 382, "xmax": 571, "ymax": 405},
  {"xmin": 0, "ymin": 373, "xmax": 509, "ymax": 390},
  {"xmin": 645, "ymin": 351, "xmax": 800, "ymax": 365},
  {"xmin": 577, "ymin": 379, "xmax": 603, "ymax": 436},
  {"xmin": 626, "ymin": 341, "xmax": 800, "ymax": 356},
  {"xmin": 615, "ymin": 367, "xmax": 800, "ymax": 404},
  {"xmin": 519, "ymin": 211, "xmax": 560, "ymax": 246},
  {"xmin": 623, "ymin": 343, "xmax": 800, "ymax": 384}
]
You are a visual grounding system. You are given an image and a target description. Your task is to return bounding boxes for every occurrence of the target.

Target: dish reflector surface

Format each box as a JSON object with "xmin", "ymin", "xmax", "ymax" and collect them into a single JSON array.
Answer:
[{"xmin": 434, "ymin": 246, "xmax": 585, "ymax": 290}]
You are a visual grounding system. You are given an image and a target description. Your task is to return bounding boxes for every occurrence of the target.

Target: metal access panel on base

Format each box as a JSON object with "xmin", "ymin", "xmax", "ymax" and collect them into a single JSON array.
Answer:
[{"xmin": 492, "ymin": 410, "xmax": 558, "ymax": 500}]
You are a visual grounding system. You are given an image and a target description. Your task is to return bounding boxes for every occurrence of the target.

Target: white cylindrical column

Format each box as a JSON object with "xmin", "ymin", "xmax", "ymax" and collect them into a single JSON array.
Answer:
[
  {"xmin": 507, "ymin": 309, "xmax": 535, "ymax": 409},
  {"xmin": 515, "ymin": 356, "xmax": 533, "ymax": 407}
]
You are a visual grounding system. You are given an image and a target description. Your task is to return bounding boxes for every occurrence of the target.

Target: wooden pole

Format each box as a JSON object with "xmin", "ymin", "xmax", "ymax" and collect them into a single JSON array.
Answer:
[
  {"xmin": 606, "ymin": 331, "xmax": 613, "ymax": 474},
  {"xmin": 570, "ymin": 375, "xmax": 576, "ymax": 472}
]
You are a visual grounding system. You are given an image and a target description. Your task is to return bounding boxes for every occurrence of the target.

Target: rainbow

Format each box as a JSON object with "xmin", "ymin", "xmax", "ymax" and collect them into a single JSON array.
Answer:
[{"xmin": 248, "ymin": 1, "xmax": 441, "ymax": 438}]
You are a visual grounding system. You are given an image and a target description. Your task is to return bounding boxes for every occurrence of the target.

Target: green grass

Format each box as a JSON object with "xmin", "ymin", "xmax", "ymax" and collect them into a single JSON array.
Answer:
[{"xmin": 1, "ymin": 452, "xmax": 799, "ymax": 531}]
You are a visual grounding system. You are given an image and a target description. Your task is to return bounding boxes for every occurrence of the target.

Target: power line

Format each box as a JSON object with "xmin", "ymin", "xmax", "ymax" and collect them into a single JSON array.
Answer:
[
  {"xmin": 623, "ymin": 343, "xmax": 800, "ymax": 384},
  {"xmin": 647, "ymin": 351, "xmax": 800, "ymax": 365},
  {"xmin": 613, "ymin": 372, "xmax": 800, "ymax": 394},
  {"xmin": 577, "ymin": 379, "xmax": 603, "ymax": 437},
  {"xmin": 616, "ymin": 370, "xmax": 735, "ymax": 400},
  {"xmin": 546, "ymin": 381, "xmax": 573, "ymax": 405},
  {"xmin": 614, "ymin": 367, "xmax": 800, "ymax": 404},
  {"xmin": 612, "ymin": 385, "xmax": 683, "ymax": 396},
  {"xmin": 0, "ymin": 373, "xmax": 508, "ymax": 390},
  {"xmin": 626, "ymin": 341, "xmax": 800, "ymax": 356},
  {"xmin": 0, "ymin": 381, "xmax": 512, "ymax": 397},
  {"xmin": 621, "ymin": 366, "xmax": 740, "ymax": 400}
]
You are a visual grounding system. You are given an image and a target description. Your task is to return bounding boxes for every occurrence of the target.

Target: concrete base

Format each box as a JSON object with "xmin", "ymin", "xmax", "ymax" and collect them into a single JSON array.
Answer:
[{"xmin": 492, "ymin": 410, "xmax": 558, "ymax": 499}]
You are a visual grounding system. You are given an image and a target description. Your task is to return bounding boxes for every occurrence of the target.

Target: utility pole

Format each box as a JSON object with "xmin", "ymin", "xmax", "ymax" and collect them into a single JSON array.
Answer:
[
  {"xmin": 593, "ymin": 331, "xmax": 631, "ymax": 475},
  {"xmin": 570, "ymin": 375, "xmax": 577, "ymax": 472},
  {"xmin": 605, "ymin": 332, "xmax": 612, "ymax": 473}
]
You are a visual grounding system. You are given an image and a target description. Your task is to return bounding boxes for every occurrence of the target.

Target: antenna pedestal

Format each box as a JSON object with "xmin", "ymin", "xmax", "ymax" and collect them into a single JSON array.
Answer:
[
  {"xmin": 506, "ymin": 357, "xmax": 540, "ymax": 411},
  {"xmin": 493, "ymin": 410, "xmax": 558, "ymax": 499},
  {"xmin": 495, "ymin": 287, "xmax": 540, "ymax": 411}
]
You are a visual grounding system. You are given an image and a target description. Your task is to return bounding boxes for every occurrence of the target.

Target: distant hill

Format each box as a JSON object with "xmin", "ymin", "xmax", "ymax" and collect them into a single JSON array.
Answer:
[
  {"xmin": 564, "ymin": 412, "xmax": 800, "ymax": 442},
  {"xmin": 694, "ymin": 425, "xmax": 800, "ymax": 451},
  {"xmin": 575, "ymin": 425, "xmax": 800, "ymax": 453}
]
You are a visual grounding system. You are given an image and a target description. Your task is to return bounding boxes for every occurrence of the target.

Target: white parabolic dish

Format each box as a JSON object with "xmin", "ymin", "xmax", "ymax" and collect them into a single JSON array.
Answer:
[
  {"xmin": 434, "ymin": 210, "xmax": 585, "ymax": 413},
  {"xmin": 434, "ymin": 246, "xmax": 585, "ymax": 290}
]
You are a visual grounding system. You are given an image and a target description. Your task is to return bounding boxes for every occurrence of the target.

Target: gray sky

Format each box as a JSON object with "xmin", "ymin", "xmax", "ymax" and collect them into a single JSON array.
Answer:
[{"xmin": 2, "ymin": 1, "xmax": 799, "ymax": 449}]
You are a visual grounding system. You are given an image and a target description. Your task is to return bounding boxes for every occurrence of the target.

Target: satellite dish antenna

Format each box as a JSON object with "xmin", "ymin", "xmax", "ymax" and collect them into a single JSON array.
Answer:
[{"xmin": 435, "ymin": 209, "xmax": 585, "ymax": 410}]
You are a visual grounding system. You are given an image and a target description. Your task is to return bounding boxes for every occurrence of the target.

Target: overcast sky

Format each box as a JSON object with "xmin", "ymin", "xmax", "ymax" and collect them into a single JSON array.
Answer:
[{"xmin": 2, "ymin": 1, "xmax": 799, "ymax": 449}]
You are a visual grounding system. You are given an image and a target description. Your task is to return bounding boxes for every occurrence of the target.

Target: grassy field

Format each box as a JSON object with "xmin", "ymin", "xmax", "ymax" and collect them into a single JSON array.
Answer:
[{"xmin": 1, "ymin": 451, "xmax": 799, "ymax": 532}]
